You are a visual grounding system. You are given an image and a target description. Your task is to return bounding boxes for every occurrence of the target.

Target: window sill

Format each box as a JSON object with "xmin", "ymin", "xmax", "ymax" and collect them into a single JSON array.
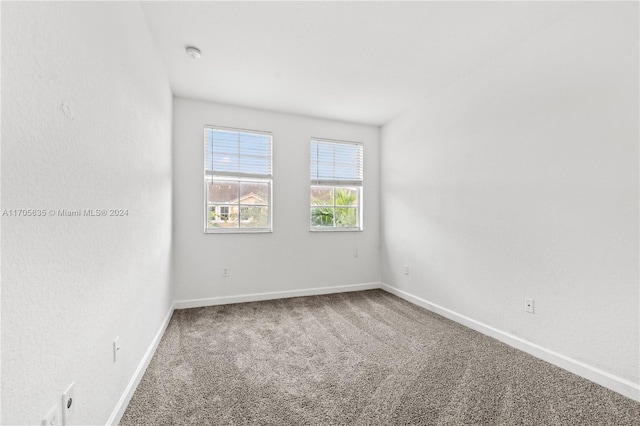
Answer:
[
  {"xmin": 205, "ymin": 228, "xmax": 272, "ymax": 234},
  {"xmin": 309, "ymin": 227, "xmax": 363, "ymax": 232}
]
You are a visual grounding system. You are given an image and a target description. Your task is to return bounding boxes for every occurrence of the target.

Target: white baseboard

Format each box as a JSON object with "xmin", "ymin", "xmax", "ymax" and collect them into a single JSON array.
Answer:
[
  {"xmin": 174, "ymin": 282, "xmax": 381, "ymax": 310},
  {"xmin": 380, "ymin": 283, "xmax": 640, "ymax": 402},
  {"xmin": 106, "ymin": 303, "xmax": 176, "ymax": 426}
]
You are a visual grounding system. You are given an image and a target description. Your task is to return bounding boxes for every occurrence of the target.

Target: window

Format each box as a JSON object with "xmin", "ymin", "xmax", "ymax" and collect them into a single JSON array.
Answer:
[
  {"xmin": 310, "ymin": 138, "xmax": 363, "ymax": 231},
  {"xmin": 219, "ymin": 206, "xmax": 229, "ymax": 220},
  {"xmin": 204, "ymin": 126, "xmax": 272, "ymax": 233}
]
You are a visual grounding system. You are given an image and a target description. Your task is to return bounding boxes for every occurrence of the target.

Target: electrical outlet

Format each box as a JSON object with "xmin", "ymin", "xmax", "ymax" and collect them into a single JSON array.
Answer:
[
  {"xmin": 61, "ymin": 382, "xmax": 75, "ymax": 425},
  {"xmin": 223, "ymin": 267, "xmax": 229, "ymax": 277},
  {"xmin": 525, "ymin": 298, "xmax": 535, "ymax": 314},
  {"xmin": 403, "ymin": 265, "xmax": 409, "ymax": 275},
  {"xmin": 113, "ymin": 336, "xmax": 121, "ymax": 362},
  {"xmin": 41, "ymin": 404, "xmax": 60, "ymax": 426}
]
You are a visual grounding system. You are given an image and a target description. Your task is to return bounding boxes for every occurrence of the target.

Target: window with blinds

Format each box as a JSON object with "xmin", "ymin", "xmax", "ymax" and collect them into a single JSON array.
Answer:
[
  {"xmin": 310, "ymin": 138, "xmax": 363, "ymax": 231},
  {"xmin": 204, "ymin": 126, "xmax": 272, "ymax": 233}
]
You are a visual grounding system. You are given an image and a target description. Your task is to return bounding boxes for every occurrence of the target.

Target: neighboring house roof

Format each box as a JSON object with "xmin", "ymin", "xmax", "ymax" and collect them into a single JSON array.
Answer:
[
  {"xmin": 207, "ymin": 181, "xmax": 267, "ymax": 204},
  {"xmin": 230, "ymin": 192, "xmax": 266, "ymax": 205}
]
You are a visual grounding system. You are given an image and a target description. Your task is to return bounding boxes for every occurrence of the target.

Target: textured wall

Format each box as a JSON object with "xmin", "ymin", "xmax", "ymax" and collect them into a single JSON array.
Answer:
[
  {"xmin": 172, "ymin": 98, "xmax": 380, "ymax": 302},
  {"xmin": 1, "ymin": 2, "xmax": 173, "ymax": 424},
  {"xmin": 381, "ymin": 3, "xmax": 639, "ymax": 386}
]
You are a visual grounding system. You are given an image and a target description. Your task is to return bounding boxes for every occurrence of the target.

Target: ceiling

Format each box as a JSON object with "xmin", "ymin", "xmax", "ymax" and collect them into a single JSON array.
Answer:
[{"xmin": 140, "ymin": 1, "xmax": 581, "ymax": 126}]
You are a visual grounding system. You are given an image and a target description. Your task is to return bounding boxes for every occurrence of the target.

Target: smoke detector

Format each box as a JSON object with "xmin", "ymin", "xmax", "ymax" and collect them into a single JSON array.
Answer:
[{"xmin": 185, "ymin": 46, "xmax": 201, "ymax": 59}]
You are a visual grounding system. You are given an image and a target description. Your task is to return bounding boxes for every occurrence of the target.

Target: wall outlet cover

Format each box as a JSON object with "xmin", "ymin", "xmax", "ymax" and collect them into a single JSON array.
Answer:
[
  {"xmin": 525, "ymin": 298, "xmax": 535, "ymax": 314},
  {"xmin": 62, "ymin": 382, "xmax": 75, "ymax": 424},
  {"xmin": 113, "ymin": 336, "xmax": 121, "ymax": 362}
]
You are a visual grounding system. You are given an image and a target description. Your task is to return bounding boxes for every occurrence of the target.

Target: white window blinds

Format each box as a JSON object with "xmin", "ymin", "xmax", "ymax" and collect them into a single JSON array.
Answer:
[
  {"xmin": 310, "ymin": 139, "xmax": 363, "ymax": 186},
  {"xmin": 205, "ymin": 127, "xmax": 272, "ymax": 178}
]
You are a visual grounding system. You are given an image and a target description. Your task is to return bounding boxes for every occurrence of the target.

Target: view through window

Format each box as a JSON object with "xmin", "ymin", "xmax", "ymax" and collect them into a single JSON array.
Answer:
[{"xmin": 204, "ymin": 126, "xmax": 272, "ymax": 233}]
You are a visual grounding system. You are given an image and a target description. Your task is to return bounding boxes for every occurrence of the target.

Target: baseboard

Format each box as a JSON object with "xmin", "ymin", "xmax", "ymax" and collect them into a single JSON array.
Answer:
[
  {"xmin": 380, "ymin": 283, "xmax": 640, "ymax": 402},
  {"xmin": 174, "ymin": 282, "xmax": 381, "ymax": 310},
  {"xmin": 105, "ymin": 302, "xmax": 176, "ymax": 426}
]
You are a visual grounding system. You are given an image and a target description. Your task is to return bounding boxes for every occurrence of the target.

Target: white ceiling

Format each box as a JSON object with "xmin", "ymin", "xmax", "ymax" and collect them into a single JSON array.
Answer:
[{"xmin": 141, "ymin": 1, "xmax": 581, "ymax": 126}]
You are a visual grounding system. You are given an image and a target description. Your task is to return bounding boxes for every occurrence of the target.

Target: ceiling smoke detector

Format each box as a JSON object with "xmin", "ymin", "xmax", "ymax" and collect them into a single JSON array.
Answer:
[{"xmin": 185, "ymin": 46, "xmax": 201, "ymax": 59}]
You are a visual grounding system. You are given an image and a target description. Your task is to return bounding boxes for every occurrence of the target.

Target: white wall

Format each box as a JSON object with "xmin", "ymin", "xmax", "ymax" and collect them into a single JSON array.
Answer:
[
  {"xmin": 1, "ymin": 2, "xmax": 173, "ymax": 424},
  {"xmin": 381, "ymin": 1, "xmax": 639, "ymax": 391},
  {"xmin": 173, "ymin": 98, "xmax": 380, "ymax": 302}
]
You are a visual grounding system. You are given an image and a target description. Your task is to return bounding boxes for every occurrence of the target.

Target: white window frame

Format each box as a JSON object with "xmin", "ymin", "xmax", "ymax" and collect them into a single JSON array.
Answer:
[
  {"xmin": 310, "ymin": 138, "xmax": 363, "ymax": 232},
  {"xmin": 204, "ymin": 125, "xmax": 273, "ymax": 233}
]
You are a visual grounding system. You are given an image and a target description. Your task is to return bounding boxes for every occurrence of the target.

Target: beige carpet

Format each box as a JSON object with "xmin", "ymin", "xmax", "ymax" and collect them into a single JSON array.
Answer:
[{"xmin": 121, "ymin": 290, "xmax": 640, "ymax": 425}]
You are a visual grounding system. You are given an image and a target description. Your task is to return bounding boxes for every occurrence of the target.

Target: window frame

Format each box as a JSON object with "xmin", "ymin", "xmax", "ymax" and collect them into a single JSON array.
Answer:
[
  {"xmin": 203, "ymin": 125, "xmax": 273, "ymax": 234},
  {"xmin": 309, "ymin": 138, "xmax": 363, "ymax": 232}
]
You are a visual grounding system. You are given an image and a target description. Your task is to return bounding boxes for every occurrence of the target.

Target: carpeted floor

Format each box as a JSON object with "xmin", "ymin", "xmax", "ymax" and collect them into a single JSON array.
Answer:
[{"xmin": 121, "ymin": 290, "xmax": 640, "ymax": 425}]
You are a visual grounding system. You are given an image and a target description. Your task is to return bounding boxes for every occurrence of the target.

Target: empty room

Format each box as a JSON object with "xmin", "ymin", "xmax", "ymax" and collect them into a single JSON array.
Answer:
[{"xmin": 2, "ymin": 1, "xmax": 639, "ymax": 425}]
